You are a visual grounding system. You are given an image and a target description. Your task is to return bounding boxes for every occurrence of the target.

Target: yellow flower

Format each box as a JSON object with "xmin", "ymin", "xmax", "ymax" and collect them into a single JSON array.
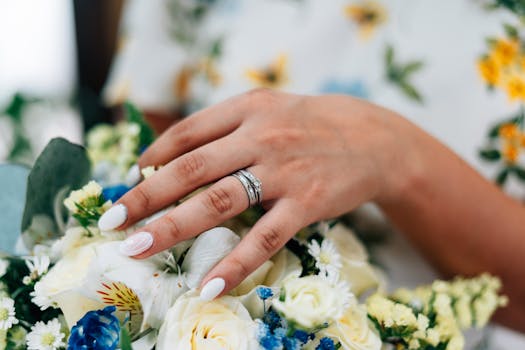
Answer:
[
  {"xmin": 344, "ymin": 1, "xmax": 387, "ymax": 38},
  {"xmin": 200, "ymin": 58, "xmax": 222, "ymax": 86},
  {"xmin": 502, "ymin": 142, "xmax": 520, "ymax": 164},
  {"xmin": 505, "ymin": 74, "xmax": 525, "ymax": 101},
  {"xmin": 491, "ymin": 39, "xmax": 519, "ymax": 67},
  {"xmin": 245, "ymin": 54, "xmax": 288, "ymax": 88},
  {"xmin": 499, "ymin": 123, "xmax": 520, "ymax": 140},
  {"xmin": 477, "ymin": 56, "xmax": 500, "ymax": 86}
]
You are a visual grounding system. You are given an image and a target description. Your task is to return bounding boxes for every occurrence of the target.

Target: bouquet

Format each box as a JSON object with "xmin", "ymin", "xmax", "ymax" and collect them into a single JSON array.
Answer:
[{"xmin": 0, "ymin": 104, "xmax": 507, "ymax": 350}]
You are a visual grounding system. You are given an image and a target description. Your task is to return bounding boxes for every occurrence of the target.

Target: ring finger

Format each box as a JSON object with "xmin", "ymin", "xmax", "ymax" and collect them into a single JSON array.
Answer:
[{"xmin": 118, "ymin": 166, "xmax": 281, "ymax": 258}]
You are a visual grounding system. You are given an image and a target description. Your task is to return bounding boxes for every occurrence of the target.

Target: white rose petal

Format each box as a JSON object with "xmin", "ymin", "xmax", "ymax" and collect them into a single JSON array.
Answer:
[{"xmin": 157, "ymin": 292, "xmax": 258, "ymax": 350}]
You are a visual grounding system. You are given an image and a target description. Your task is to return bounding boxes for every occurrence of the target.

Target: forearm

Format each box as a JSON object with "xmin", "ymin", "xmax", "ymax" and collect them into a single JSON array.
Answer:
[{"xmin": 378, "ymin": 122, "xmax": 525, "ymax": 331}]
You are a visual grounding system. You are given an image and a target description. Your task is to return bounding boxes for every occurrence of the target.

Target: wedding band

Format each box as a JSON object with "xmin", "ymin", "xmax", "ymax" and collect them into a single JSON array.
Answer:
[
  {"xmin": 239, "ymin": 169, "xmax": 262, "ymax": 204},
  {"xmin": 231, "ymin": 169, "xmax": 263, "ymax": 207}
]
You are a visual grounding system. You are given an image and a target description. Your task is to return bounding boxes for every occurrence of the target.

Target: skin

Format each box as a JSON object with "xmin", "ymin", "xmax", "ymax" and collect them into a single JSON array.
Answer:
[{"xmin": 113, "ymin": 89, "xmax": 525, "ymax": 332}]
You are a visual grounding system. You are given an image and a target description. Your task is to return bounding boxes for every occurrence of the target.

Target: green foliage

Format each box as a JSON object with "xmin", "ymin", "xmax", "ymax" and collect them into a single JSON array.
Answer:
[
  {"xmin": 120, "ymin": 327, "xmax": 133, "ymax": 350},
  {"xmin": 384, "ymin": 45, "xmax": 425, "ymax": 103},
  {"xmin": 123, "ymin": 102, "xmax": 155, "ymax": 149},
  {"xmin": 484, "ymin": 0, "xmax": 525, "ymax": 18},
  {"xmin": 21, "ymin": 138, "xmax": 91, "ymax": 243},
  {"xmin": 3, "ymin": 94, "xmax": 33, "ymax": 163},
  {"xmin": 479, "ymin": 149, "xmax": 501, "ymax": 161},
  {"xmin": 285, "ymin": 238, "xmax": 320, "ymax": 277}
]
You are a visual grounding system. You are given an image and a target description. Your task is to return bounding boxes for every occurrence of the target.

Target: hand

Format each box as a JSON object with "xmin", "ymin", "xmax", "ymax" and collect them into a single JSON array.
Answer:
[{"xmin": 98, "ymin": 89, "xmax": 422, "ymax": 298}]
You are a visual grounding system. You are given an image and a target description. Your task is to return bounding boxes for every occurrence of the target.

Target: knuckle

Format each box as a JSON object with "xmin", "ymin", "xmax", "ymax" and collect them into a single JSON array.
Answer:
[
  {"xmin": 228, "ymin": 255, "xmax": 251, "ymax": 279},
  {"xmin": 244, "ymin": 88, "xmax": 278, "ymax": 108},
  {"xmin": 204, "ymin": 187, "xmax": 234, "ymax": 216},
  {"xmin": 163, "ymin": 214, "xmax": 184, "ymax": 242},
  {"xmin": 176, "ymin": 152, "xmax": 206, "ymax": 182},
  {"xmin": 255, "ymin": 226, "xmax": 283, "ymax": 254},
  {"xmin": 130, "ymin": 186, "xmax": 152, "ymax": 211},
  {"xmin": 171, "ymin": 119, "xmax": 195, "ymax": 148}
]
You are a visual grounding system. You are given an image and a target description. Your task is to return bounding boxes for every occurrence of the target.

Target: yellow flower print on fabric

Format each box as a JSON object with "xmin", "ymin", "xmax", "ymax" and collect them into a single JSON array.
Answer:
[
  {"xmin": 477, "ymin": 31, "xmax": 525, "ymax": 102},
  {"xmin": 344, "ymin": 1, "xmax": 387, "ymax": 38},
  {"xmin": 246, "ymin": 54, "xmax": 289, "ymax": 89},
  {"xmin": 499, "ymin": 122, "xmax": 525, "ymax": 164}
]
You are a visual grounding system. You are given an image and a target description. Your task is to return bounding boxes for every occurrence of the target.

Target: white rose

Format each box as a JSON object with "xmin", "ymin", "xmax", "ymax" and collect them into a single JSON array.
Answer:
[
  {"xmin": 322, "ymin": 297, "xmax": 382, "ymax": 350},
  {"xmin": 272, "ymin": 275, "xmax": 351, "ymax": 330},
  {"xmin": 325, "ymin": 224, "xmax": 382, "ymax": 295},
  {"xmin": 31, "ymin": 242, "xmax": 106, "ymax": 327},
  {"xmin": 157, "ymin": 292, "xmax": 258, "ymax": 350}
]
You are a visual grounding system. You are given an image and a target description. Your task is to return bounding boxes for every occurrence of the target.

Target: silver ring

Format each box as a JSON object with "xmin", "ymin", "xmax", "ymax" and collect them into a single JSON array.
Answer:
[{"xmin": 231, "ymin": 169, "xmax": 263, "ymax": 207}]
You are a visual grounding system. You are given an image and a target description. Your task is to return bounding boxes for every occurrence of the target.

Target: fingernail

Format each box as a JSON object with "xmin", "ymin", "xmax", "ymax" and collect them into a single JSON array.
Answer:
[
  {"xmin": 125, "ymin": 164, "xmax": 141, "ymax": 187},
  {"xmin": 119, "ymin": 232, "xmax": 154, "ymax": 256},
  {"xmin": 98, "ymin": 204, "xmax": 128, "ymax": 231},
  {"xmin": 200, "ymin": 278, "xmax": 226, "ymax": 301}
]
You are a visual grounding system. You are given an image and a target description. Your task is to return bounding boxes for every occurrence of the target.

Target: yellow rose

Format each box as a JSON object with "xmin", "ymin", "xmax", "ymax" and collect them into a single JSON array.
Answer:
[
  {"xmin": 156, "ymin": 292, "xmax": 258, "ymax": 350},
  {"xmin": 322, "ymin": 297, "xmax": 382, "ymax": 350}
]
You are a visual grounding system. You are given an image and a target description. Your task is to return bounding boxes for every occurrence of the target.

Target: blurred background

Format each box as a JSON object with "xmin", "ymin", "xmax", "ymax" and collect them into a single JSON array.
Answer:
[{"xmin": 1, "ymin": 0, "xmax": 525, "ymax": 345}]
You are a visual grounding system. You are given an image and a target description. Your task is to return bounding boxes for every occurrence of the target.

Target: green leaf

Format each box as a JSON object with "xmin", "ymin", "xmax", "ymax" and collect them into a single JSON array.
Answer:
[
  {"xmin": 21, "ymin": 138, "xmax": 91, "ymax": 241},
  {"xmin": 123, "ymin": 102, "xmax": 155, "ymax": 149},
  {"xmin": 495, "ymin": 168, "xmax": 510, "ymax": 185},
  {"xmin": 402, "ymin": 61, "xmax": 424, "ymax": 76},
  {"xmin": 503, "ymin": 23, "xmax": 519, "ymax": 39},
  {"xmin": 385, "ymin": 45, "xmax": 394, "ymax": 66},
  {"xmin": 120, "ymin": 327, "xmax": 133, "ymax": 350},
  {"xmin": 511, "ymin": 166, "xmax": 525, "ymax": 181},
  {"xmin": 4, "ymin": 94, "xmax": 26, "ymax": 121},
  {"xmin": 479, "ymin": 149, "xmax": 501, "ymax": 161},
  {"xmin": 399, "ymin": 81, "xmax": 424, "ymax": 103}
]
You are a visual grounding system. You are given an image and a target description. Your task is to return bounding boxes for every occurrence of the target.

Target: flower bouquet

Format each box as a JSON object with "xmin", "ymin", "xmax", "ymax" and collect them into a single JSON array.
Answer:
[{"xmin": 0, "ymin": 104, "xmax": 507, "ymax": 350}]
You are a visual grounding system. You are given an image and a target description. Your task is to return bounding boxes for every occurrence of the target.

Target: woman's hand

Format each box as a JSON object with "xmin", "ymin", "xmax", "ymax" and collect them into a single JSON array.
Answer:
[{"xmin": 97, "ymin": 89, "xmax": 422, "ymax": 298}]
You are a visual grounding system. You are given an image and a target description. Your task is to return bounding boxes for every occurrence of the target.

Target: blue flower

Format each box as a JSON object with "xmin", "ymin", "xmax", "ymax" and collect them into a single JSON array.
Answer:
[
  {"xmin": 263, "ymin": 309, "xmax": 284, "ymax": 331},
  {"xmin": 292, "ymin": 330, "xmax": 313, "ymax": 344},
  {"xmin": 316, "ymin": 337, "xmax": 336, "ymax": 350},
  {"xmin": 102, "ymin": 184, "xmax": 131, "ymax": 202},
  {"xmin": 320, "ymin": 79, "xmax": 369, "ymax": 99},
  {"xmin": 257, "ymin": 287, "xmax": 274, "ymax": 300},
  {"xmin": 68, "ymin": 306, "xmax": 120, "ymax": 350}
]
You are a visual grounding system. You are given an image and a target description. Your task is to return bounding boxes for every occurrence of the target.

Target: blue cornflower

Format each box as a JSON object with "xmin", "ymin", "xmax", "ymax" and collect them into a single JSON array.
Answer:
[
  {"xmin": 316, "ymin": 337, "xmax": 336, "ymax": 350},
  {"xmin": 68, "ymin": 306, "xmax": 120, "ymax": 350},
  {"xmin": 263, "ymin": 309, "xmax": 283, "ymax": 331},
  {"xmin": 292, "ymin": 330, "xmax": 313, "ymax": 345},
  {"xmin": 257, "ymin": 287, "xmax": 274, "ymax": 300},
  {"xmin": 256, "ymin": 287, "xmax": 273, "ymax": 300},
  {"xmin": 102, "ymin": 184, "xmax": 131, "ymax": 202},
  {"xmin": 282, "ymin": 336, "xmax": 301, "ymax": 350}
]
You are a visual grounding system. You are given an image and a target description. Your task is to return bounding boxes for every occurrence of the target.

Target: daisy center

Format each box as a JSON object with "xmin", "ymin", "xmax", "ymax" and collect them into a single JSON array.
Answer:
[
  {"xmin": 41, "ymin": 333, "xmax": 56, "ymax": 346},
  {"xmin": 319, "ymin": 252, "xmax": 331, "ymax": 265},
  {"xmin": 0, "ymin": 308, "xmax": 8, "ymax": 321}
]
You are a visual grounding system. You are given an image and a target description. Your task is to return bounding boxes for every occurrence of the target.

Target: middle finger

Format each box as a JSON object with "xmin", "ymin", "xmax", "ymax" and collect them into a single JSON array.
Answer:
[{"xmin": 98, "ymin": 132, "xmax": 255, "ymax": 231}]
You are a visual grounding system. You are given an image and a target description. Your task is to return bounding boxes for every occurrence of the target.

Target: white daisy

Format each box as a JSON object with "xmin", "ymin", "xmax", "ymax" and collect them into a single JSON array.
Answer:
[
  {"xmin": 307, "ymin": 239, "xmax": 342, "ymax": 283},
  {"xmin": 30, "ymin": 282, "xmax": 56, "ymax": 311},
  {"xmin": 0, "ymin": 259, "xmax": 8, "ymax": 278},
  {"xmin": 23, "ymin": 256, "xmax": 50, "ymax": 285},
  {"xmin": 0, "ymin": 297, "xmax": 19, "ymax": 330},
  {"xmin": 26, "ymin": 318, "xmax": 65, "ymax": 350}
]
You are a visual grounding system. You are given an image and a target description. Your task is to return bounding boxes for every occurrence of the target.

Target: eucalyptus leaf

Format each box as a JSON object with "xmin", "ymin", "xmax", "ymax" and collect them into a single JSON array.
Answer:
[
  {"xmin": 21, "ymin": 138, "xmax": 91, "ymax": 246},
  {"xmin": 0, "ymin": 164, "xmax": 30, "ymax": 254}
]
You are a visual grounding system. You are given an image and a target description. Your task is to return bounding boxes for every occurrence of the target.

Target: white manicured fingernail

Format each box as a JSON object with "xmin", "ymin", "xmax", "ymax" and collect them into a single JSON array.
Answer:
[
  {"xmin": 125, "ymin": 164, "xmax": 141, "ymax": 187},
  {"xmin": 200, "ymin": 278, "xmax": 225, "ymax": 301},
  {"xmin": 98, "ymin": 204, "xmax": 128, "ymax": 231},
  {"xmin": 119, "ymin": 232, "xmax": 154, "ymax": 256}
]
